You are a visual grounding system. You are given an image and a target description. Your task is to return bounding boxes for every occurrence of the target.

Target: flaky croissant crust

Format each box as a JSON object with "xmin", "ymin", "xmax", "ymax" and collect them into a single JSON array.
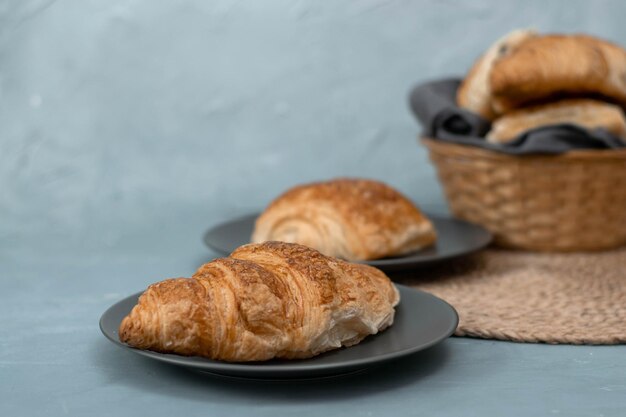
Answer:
[{"xmin": 119, "ymin": 242, "xmax": 400, "ymax": 362}]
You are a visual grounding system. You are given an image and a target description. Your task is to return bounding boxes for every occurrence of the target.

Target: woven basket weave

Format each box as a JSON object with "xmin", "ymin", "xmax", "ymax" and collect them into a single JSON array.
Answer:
[{"xmin": 422, "ymin": 138, "xmax": 626, "ymax": 251}]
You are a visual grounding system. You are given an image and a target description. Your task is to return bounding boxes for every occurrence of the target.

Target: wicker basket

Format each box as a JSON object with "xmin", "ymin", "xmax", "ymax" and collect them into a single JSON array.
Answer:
[{"xmin": 422, "ymin": 138, "xmax": 626, "ymax": 251}]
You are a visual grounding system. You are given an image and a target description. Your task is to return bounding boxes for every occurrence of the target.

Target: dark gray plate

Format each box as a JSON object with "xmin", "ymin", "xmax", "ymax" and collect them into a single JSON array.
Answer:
[
  {"xmin": 99, "ymin": 285, "xmax": 458, "ymax": 380},
  {"xmin": 203, "ymin": 213, "xmax": 492, "ymax": 272}
]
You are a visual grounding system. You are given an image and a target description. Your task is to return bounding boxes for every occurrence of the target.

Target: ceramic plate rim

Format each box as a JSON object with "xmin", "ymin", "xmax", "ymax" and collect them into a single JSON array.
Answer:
[{"xmin": 202, "ymin": 212, "xmax": 492, "ymax": 270}]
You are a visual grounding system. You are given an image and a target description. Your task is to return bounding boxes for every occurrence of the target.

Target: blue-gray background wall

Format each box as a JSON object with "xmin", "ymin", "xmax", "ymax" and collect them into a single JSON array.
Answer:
[{"xmin": 2, "ymin": 0, "xmax": 625, "ymax": 263}]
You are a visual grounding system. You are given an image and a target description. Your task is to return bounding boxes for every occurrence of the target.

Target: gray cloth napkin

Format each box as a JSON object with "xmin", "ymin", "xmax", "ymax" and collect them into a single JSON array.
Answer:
[{"xmin": 409, "ymin": 79, "xmax": 626, "ymax": 154}]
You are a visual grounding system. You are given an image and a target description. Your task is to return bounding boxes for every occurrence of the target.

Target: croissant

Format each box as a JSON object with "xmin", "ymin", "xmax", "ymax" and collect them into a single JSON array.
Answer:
[
  {"xmin": 118, "ymin": 241, "xmax": 400, "ymax": 362},
  {"xmin": 251, "ymin": 178, "xmax": 437, "ymax": 261}
]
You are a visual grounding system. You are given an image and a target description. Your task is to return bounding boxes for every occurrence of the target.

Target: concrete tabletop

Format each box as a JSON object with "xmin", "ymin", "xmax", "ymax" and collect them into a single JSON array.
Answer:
[{"xmin": 1, "ymin": 1, "xmax": 625, "ymax": 416}]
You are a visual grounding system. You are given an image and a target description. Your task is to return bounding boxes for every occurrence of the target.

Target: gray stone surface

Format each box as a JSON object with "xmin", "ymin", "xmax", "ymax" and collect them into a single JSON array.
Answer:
[{"xmin": 1, "ymin": 1, "xmax": 625, "ymax": 416}]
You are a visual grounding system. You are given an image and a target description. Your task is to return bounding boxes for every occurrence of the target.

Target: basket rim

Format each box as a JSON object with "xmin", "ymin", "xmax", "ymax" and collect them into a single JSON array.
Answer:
[{"xmin": 421, "ymin": 137, "xmax": 626, "ymax": 161}]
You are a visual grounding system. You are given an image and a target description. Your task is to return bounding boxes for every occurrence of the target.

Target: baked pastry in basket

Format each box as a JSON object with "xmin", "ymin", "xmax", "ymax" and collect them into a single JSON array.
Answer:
[
  {"xmin": 490, "ymin": 34, "xmax": 626, "ymax": 114},
  {"xmin": 252, "ymin": 178, "xmax": 436, "ymax": 261},
  {"xmin": 487, "ymin": 99, "xmax": 626, "ymax": 143},
  {"xmin": 457, "ymin": 29, "xmax": 537, "ymax": 120},
  {"xmin": 458, "ymin": 31, "xmax": 626, "ymax": 120}
]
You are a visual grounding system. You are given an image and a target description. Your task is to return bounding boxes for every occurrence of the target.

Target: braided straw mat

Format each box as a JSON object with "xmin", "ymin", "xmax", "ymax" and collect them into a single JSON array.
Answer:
[{"xmin": 393, "ymin": 247, "xmax": 626, "ymax": 344}]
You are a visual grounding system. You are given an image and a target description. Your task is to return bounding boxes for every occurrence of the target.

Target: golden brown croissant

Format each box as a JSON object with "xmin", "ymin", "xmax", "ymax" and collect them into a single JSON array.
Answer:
[
  {"xmin": 251, "ymin": 178, "xmax": 436, "ymax": 261},
  {"xmin": 119, "ymin": 241, "xmax": 400, "ymax": 362}
]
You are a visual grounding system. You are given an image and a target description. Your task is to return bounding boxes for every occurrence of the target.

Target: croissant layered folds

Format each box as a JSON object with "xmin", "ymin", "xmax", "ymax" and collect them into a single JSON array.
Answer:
[
  {"xmin": 251, "ymin": 178, "xmax": 437, "ymax": 261},
  {"xmin": 119, "ymin": 241, "xmax": 400, "ymax": 362}
]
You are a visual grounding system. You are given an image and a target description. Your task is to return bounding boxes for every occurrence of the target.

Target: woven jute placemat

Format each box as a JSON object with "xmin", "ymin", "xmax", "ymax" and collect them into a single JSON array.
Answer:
[{"xmin": 393, "ymin": 247, "xmax": 626, "ymax": 345}]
